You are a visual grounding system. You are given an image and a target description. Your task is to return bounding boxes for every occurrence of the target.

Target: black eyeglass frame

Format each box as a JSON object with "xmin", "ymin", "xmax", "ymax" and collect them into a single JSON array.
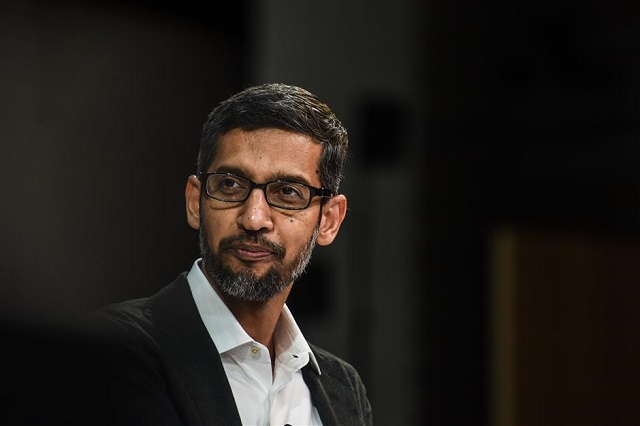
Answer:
[{"xmin": 197, "ymin": 171, "xmax": 334, "ymax": 210}]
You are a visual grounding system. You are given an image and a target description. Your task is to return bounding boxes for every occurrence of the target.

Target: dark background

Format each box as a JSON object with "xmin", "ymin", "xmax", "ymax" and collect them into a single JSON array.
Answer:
[
  {"xmin": 425, "ymin": 1, "xmax": 640, "ymax": 424},
  {"xmin": 2, "ymin": 1, "xmax": 639, "ymax": 425}
]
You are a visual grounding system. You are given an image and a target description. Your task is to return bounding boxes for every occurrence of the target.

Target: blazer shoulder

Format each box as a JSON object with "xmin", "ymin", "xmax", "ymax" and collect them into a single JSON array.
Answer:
[
  {"xmin": 84, "ymin": 272, "xmax": 190, "ymax": 342},
  {"xmin": 86, "ymin": 285, "xmax": 151, "ymax": 326}
]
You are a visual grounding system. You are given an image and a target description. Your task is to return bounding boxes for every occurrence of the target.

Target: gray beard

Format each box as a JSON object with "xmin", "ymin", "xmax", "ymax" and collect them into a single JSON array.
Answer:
[{"xmin": 199, "ymin": 225, "xmax": 319, "ymax": 302}]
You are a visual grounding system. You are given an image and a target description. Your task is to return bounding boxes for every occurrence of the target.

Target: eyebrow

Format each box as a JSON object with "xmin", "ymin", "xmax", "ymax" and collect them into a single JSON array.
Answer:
[{"xmin": 212, "ymin": 166, "xmax": 314, "ymax": 186}]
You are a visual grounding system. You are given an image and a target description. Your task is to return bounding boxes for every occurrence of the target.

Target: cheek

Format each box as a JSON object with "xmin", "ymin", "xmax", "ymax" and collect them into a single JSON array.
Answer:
[
  {"xmin": 280, "ymin": 215, "xmax": 317, "ymax": 248},
  {"xmin": 281, "ymin": 213, "xmax": 306, "ymax": 234},
  {"xmin": 201, "ymin": 212, "xmax": 231, "ymax": 247},
  {"xmin": 285, "ymin": 208, "xmax": 316, "ymax": 225}
]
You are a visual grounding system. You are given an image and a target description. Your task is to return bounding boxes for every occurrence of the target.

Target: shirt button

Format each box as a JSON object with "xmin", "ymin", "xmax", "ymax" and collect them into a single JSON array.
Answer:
[{"xmin": 251, "ymin": 346, "xmax": 260, "ymax": 356}]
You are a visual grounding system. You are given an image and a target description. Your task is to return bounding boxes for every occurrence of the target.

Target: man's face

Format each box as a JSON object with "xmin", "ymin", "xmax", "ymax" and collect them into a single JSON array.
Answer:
[{"xmin": 191, "ymin": 128, "xmax": 326, "ymax": 302}]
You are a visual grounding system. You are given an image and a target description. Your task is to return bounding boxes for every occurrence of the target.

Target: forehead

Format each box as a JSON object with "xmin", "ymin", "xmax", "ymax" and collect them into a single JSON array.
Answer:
[{"xmin": 209, "ymin": 128, "xmax": 323, "ymax": 183}]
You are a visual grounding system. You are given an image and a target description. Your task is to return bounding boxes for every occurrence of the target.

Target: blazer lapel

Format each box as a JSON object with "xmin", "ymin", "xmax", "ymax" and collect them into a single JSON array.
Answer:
[
  {"xmin": 302, "ymin": 347, "xmax": 371, "ymax": 426},
  {"xmin": 303, "ymin": 364, "xmax": 342, "ymax": 425},
  {"xmin": 149, "ymin": 273, "xmax": 243, "ymax": 426}
]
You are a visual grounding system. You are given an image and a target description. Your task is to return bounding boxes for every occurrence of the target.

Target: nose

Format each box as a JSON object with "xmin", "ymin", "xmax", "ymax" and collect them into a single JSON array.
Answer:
[{"xmin": 237, "ymin": 187, "xmax": 274, "ymax": 232}]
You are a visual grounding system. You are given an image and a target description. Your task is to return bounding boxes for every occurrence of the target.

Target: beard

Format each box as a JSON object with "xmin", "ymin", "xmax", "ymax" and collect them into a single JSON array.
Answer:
[{"xmin": 199, "ymin": 224, "xmax": 319, "ymax": 302}]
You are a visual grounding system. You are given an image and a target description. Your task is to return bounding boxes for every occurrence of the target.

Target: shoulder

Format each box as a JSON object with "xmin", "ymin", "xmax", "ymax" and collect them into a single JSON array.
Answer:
[
  {"xmin": 77, "ymin": 274, "xmax": 192, "ymax": 392},
  {"xmin": 82, "ymin": 297, "xmax": 160, "ymax": 367},
  {"xmin": 86, "ymin": 272, "xmax": 190, "ymax": 335},
  {"xmin": 85, "ymin": 294, "xmax": 154, "ymax": 341},
  {"xmin": 91, "ymin": 297, "xmax": 150, "ymax": 327},
  {"xmin": 82, "ymin": 272, "xmax": 191, "ymax": 353},
  {"xmin": 70, "ymin": 275, "xmax": 195, "ymax": 425}
]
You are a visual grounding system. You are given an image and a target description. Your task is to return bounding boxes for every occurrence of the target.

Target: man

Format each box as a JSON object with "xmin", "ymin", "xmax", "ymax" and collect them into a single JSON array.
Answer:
[{"xmin": 83, "ymin": 83, "xmax": 372, "ymax": 426}]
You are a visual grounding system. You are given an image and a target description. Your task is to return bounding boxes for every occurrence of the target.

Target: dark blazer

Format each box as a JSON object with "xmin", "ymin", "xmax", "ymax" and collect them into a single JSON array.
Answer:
[{"xmin": 81, "ymin": 272, "xmax": 372, "ymax": 426}]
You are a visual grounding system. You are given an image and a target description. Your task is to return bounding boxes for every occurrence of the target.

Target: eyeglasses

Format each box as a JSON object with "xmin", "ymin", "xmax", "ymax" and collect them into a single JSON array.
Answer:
[{"xmin": 198, "ymin": 172, "xmax": 334, "ymax": 210}]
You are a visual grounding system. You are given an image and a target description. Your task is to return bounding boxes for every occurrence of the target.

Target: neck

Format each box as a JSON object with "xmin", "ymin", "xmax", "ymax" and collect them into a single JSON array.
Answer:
[{"xmin": 225, "ymin": 292, "xmax": 286, "ymax": 344}]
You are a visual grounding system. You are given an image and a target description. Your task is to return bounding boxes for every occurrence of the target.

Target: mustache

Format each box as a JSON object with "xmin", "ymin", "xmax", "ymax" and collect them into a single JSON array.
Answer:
[{"xmin": 218, "ymin": 234, "xmax": 286, "ymax": 259}]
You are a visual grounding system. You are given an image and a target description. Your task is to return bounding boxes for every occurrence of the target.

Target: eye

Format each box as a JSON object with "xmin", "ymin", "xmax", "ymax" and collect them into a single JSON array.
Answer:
[
  {"xmin": 209, "ymin": 174, "xmax": 249, "ymax": 198},
  {"xmin": 270, "ymin": 182, "xmax": 306, "ymax": 199},
  {"xmin": 220, "ymin": 177, "xmax": 241, "ymax": 189},
  {"xmin": 280, "ymin": 184, "xmax": 303, "ymax": 197}
]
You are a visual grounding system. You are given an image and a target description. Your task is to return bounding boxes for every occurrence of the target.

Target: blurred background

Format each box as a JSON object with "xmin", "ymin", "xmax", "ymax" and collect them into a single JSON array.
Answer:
[{"xmin": 1, "ymin": 1, "xmax": 639, "ymax": 425}]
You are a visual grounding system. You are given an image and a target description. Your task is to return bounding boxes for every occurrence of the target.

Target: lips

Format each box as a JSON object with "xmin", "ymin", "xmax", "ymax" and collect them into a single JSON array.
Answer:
[
  {"xmin": 229, "ymin": 243, "xmax": 275, "ymax": 261},
  {"xmin": 219, "ymin": 235, "xmax": 286, "ymax": 261}
]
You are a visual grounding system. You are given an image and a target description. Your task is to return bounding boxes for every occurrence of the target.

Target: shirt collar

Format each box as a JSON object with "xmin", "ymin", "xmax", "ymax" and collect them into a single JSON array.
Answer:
[
  {"xmin": 276, "ymin": 303, "xmax": 321, "ymax": 374},
  {"xmin": 186, "ymin": 259, "xmax": 320, "ymax": 375}
]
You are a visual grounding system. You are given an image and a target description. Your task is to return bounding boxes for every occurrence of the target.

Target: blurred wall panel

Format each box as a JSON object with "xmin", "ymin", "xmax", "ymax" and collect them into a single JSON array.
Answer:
[
  {"xmin": 491, "ymin": 227, "xmax": 640, "ymax": 426},
  {"xmin": 426, "ymin": 1, "xmax": 640, "ymax": 423}
]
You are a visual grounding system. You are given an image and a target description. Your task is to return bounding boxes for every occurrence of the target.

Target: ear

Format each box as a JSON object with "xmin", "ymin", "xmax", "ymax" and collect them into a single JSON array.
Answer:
[
  {"xmin": 317, "ymin": 194, "xmax": 347, "ymax": 246},
  {"xmin": 185, "ymin": 175, "xmax": 201, "ymax": 230}
]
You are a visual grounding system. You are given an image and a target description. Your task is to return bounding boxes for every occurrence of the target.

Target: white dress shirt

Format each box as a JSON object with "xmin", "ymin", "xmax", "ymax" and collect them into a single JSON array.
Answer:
[{"xmin": 187, "ymin": 259, "xmax": 323, "ymax": 426}]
